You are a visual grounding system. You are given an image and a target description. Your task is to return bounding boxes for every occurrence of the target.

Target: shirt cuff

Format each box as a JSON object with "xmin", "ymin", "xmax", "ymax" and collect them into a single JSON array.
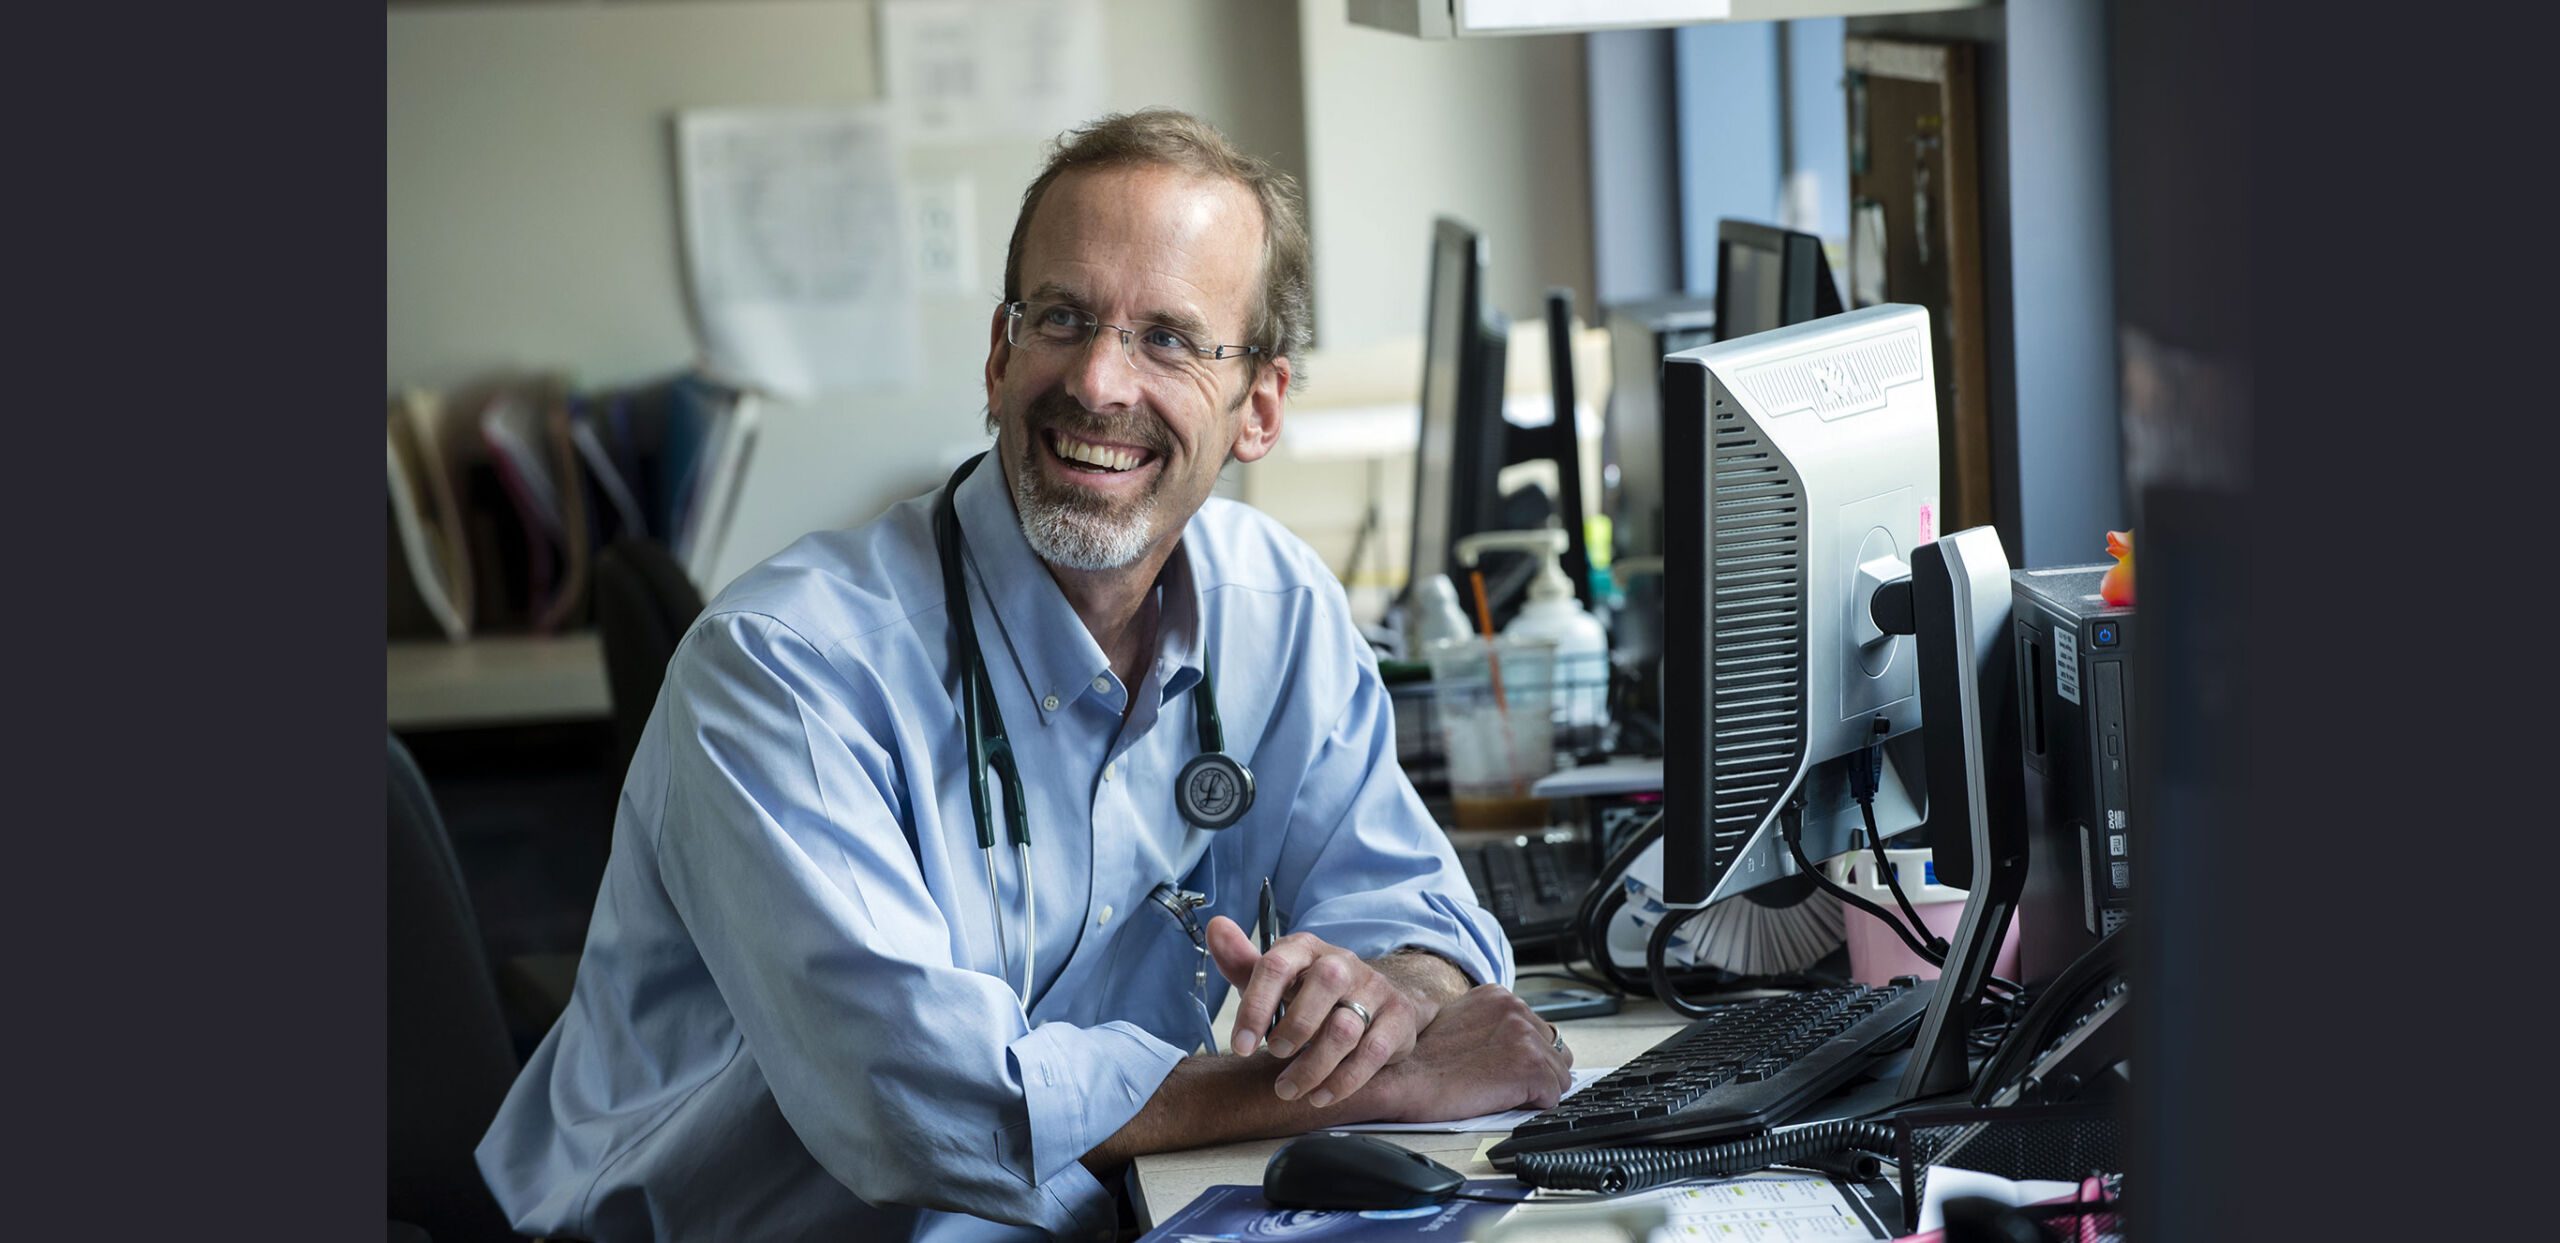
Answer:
[
  {"xmin": 1005, "ymin": 1019, "xmax": 1186, "ymax": 1233},
  {"xmin": 1302, "ymin": 889, "xmax": 1515, "ymax": 991}
]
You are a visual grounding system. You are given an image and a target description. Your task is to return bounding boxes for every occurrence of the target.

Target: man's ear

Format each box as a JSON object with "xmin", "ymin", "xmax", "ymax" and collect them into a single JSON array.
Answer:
[
  {"xmin": 1228, "ymin": 356, "xmax": 1289, "ymax": 465},
  {"xmin": 982, "ymin": 304, "xmax": 1013, "ymax": 406}
]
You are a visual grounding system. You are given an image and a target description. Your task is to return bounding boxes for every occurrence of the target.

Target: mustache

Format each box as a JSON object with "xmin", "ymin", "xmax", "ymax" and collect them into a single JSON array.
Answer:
[{"xmin": 1024, "ymin": 389, "xmax": 1171, "ymax": 456}]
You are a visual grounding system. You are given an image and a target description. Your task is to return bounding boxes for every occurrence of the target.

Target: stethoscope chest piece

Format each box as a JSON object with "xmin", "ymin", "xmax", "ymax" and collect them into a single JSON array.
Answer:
[{"xmin": 1175, "ymin": 751, "xmax": 1254, "ymax": 830}]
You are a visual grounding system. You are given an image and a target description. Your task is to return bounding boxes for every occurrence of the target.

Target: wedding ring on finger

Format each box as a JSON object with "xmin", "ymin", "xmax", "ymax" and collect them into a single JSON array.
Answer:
[
  {"xmin": 1335, "ymin": 999, "xmax": 1374, "ymax": 1030},
  {"xmin": 1549, "ymin": 1022, "xmax": 1567, "ymax": 1054}
]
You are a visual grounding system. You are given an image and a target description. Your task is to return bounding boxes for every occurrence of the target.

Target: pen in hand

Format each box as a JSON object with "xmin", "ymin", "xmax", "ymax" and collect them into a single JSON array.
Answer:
[{"xmin": 1257, "ymin": 878, "xmax": 1286, "ymax": 1039}]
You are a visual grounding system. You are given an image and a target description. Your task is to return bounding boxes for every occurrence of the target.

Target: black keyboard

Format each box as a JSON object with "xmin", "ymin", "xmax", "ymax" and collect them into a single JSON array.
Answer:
[
  {"xmin": 1487, "ymin": 978, "xmax": 1933, "ymax": 1168},
  {"xmin": 1456, "ymin": 837, "xmax": 1593, "ymax": 948}
]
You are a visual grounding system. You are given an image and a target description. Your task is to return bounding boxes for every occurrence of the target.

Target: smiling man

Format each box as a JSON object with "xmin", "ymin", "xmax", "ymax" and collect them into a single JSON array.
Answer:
[{"xmin": 476, "ymin": 109, "xmax": 1572, "ymax": 1243}]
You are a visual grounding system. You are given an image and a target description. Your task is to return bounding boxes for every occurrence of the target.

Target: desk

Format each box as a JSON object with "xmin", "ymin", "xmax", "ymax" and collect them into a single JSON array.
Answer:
[
  {"xmin": 1130, "ymin": 998, "xmax": 1691, "ymax": 1231},
  {"xmin": 387, "ymin": 632, "xmax": 610, "ymax": 729}
]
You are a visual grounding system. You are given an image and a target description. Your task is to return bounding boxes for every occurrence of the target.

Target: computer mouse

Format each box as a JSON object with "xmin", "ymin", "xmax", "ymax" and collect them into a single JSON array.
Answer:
[{"xmin": 1262, "ymin": 1132, "xmax": 1464, "ymax": 1211}]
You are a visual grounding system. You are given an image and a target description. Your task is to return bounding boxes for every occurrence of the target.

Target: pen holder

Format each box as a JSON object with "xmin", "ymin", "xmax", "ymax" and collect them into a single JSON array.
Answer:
[{"xmin": 1424, "ymin": 636, "xmax": 1559, "ymax": 830}]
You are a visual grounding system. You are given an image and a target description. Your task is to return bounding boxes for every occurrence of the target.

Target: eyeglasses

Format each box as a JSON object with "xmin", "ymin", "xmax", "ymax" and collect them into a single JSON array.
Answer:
[{"xmin": 1003, "ymin": 300, "xmax": 1266, "ymax": 379}]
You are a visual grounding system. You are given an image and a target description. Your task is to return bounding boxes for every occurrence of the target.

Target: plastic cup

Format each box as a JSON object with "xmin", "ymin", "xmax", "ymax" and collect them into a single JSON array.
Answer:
[{"xmin": 1424, "ymin": 636, "xmax": 1559, "ymax": 830}]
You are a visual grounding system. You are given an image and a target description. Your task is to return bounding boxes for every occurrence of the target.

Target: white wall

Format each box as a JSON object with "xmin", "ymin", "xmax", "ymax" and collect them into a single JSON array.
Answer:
[
  {"xmin": 388, "ymin": 0, "xmax": 1305, "ymax": 592},
  {"xmin": 388, "ymin": 0, "xmax": 1590, "ymax": 598},
  {"xmin": 1294, "ymin": 4, "xmax": 1594, "ymax": 350}
]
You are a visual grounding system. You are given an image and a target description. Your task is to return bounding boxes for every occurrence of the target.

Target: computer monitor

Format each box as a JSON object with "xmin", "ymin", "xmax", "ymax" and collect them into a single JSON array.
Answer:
[
  {"xmin": 1600, "ymin": 296, "xmax": 1717, "ymax": 567},
  {"xmin": 1532, "ymin": 286, "xmax": 1595, "ymax": 613},
  {"xmin": 1407, "ymin": 217, "xmax": 1511, "ymax": 605},
  {"xmin": 1657, "ymin": 303, "xmax": 1939, "ymax": 911},
  {"xmin": 1712, "ymin": 219, "xmax": 1846, "ymax": 341},
  {"xmin": 1658, "ymin": 302, "xmax": 2027, "ymax": 1101}
]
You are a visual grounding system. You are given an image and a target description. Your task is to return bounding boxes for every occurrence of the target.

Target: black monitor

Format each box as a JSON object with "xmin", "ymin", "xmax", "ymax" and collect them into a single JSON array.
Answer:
[
  {"xmin": 1529, "ymin": 286, "xmax": 1595, "ymax": 613},
  {"xmin": 1407, "ymin": 217, "xmax": 1510, "ymax": 608},
  {"xmin": 1712, "ymin": 219, "xmax": 1845, "ymax": 341}
]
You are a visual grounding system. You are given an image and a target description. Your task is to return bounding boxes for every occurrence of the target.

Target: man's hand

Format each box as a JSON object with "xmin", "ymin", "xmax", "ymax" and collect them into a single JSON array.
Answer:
[
  {"xmin": 1366, "ymin": 983, "xmax": 1576, "ymax": 1123},
  {"xmin": 1204, "ymin": 916, "xmax": 1439, "ymax": 1109}
]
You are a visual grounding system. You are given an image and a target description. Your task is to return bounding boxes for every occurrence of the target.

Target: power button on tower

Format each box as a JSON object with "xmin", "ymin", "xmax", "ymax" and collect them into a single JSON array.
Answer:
[{"xmin": 2090, "ymin": 621, "xmax": 2120, "ymax": 648}]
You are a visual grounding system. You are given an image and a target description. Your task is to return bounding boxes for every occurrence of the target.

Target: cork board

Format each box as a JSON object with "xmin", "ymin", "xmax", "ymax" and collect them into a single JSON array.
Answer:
[{"xmin": 1845, "ymin": 37, "xmax": 1991, "ymax": 533}]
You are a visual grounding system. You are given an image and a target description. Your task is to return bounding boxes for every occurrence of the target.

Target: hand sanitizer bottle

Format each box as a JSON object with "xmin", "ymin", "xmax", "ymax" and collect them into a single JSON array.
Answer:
[{"xmin": 1453, "ymin": 529, "xmax": 1612, "ymax": 733}]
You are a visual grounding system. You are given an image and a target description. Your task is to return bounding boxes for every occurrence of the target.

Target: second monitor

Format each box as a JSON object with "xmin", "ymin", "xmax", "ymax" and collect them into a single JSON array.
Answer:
[{"xmin": 1714, "ymin": 219, "xmax": 1846, "ymax": 341}]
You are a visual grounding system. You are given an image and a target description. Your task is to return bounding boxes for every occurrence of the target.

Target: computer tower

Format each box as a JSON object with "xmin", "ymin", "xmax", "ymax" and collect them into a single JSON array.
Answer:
[{"xmin": 2011, "ymin": 565, "xmax": 2135, "ymax": 984}]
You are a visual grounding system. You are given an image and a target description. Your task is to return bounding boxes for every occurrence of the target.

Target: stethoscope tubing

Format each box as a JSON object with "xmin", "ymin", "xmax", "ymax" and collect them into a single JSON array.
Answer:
[{"xmin": 933, "ymin": 452, "xmax": 1250, "ymax": 1005}]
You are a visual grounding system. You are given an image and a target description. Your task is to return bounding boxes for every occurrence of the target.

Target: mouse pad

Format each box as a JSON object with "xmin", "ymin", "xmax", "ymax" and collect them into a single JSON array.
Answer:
[{"xmin": 1138, "ymin": 1180, "xmax": 1527, "ymax": 1241}]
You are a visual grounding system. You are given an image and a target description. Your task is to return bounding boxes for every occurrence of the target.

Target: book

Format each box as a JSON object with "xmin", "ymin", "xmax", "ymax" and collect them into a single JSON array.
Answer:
[{"xmin": 1138, "ymin": 1182, "xmax": 1520, "ymax": 1242}]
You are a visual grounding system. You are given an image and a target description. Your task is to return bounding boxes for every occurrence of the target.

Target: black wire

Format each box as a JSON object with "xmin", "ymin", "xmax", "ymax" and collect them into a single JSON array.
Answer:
[
  {"xmin": 1643, "ymin": 893, "xmax": 1720, "ymax": 1018},
  {"xmin": 1859, "ymin": 797, "xmax": 1948, "ymax": 959},
  {"xmin": 1781, "ymin": 805, "xmax": 1947, "ymax": 967},
  {"xmin": 1846, "ymin": 728, "xmax": 2026, "ymax": 1000},
  {"xmin": 1575, "ymin": 809, "xmax": 1664, "ymax": 994}
]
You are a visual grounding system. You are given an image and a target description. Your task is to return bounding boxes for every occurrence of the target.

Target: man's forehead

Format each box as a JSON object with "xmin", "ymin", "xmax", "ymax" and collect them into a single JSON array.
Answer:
[{"xmin": 1020, "ymin": 165, "xmax": 1264, "ymax": 325}]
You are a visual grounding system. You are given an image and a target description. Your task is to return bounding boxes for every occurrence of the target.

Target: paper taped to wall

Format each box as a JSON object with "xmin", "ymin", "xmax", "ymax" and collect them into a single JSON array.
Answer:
[
  {"xmin": 879, "ymin": 0, "xmax": 1105, "ymax": 145},
  {"xmin": 676, "ymin": 107, "xmax": 917, "ymax": 398}
]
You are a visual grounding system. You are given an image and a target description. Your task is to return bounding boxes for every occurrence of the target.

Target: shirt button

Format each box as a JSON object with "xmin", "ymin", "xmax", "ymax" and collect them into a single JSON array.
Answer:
[
  {"xmin": 1041, "ymin": 694, "xmax": 1060, "ymax": 712},
  {"xmin": 1104, "ymin": 761, "xmax": 1119, "ymax": 781},
  {"xmin": 1097, "ymin": 904, "xmax": 1113, "ymax": 925},
  {"xmin": 1092, "ymin": 675, "xmax": 1112, "ymax": 694}
]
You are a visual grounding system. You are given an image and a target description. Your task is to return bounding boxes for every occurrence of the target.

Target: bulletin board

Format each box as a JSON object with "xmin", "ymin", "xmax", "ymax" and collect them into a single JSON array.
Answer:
[{"xmin": 1845, "ymin": 37, "xmax": 1991, "ymax": 533}]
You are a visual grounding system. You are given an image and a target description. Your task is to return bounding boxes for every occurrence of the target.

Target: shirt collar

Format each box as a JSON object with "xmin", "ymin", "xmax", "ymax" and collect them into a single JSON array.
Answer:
[{"xmin": 953, "ymin": 450, "xmax": 1207, "ymax": 723}]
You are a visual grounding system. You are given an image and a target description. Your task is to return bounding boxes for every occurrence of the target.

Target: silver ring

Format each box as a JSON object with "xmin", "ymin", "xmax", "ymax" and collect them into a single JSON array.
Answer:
[
  {"xmin": 1336, "ymin": 999, "xmax": 1374, "ymax": 1029},
  {"xmin": 1549, "ymin": 1023, "xmax": 1566, "ymax": 1053}
]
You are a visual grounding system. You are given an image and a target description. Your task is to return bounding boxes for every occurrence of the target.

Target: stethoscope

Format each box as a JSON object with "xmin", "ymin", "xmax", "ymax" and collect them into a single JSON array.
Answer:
[{"xmin": 932, "ymin": 452, "xmax": 1255, "ymax": 1001}]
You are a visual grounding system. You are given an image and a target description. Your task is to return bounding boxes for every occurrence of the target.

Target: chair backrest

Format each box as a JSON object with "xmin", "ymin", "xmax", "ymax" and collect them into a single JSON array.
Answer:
[
  {"xmin": 595, "ymin": 538, "xmax": 708, "ymax": 783},
  {"xmin": 387, "ymin": 731, "xmax": 524, "ymax": 1242}
]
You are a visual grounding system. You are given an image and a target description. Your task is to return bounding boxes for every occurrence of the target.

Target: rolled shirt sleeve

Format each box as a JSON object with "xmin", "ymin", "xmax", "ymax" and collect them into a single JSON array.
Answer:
[
  {"xmin": 1266, "ymin": 631, "xmax": 1514, "ymax": 991},
  {"xmin": 653, "ymin": 611, "xmax": 1177, "ymax": 1234}
]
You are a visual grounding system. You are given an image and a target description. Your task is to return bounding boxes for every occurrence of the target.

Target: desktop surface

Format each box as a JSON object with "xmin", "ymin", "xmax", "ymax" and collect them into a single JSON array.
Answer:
[{"xmin": 1129, "ymin": 999, "xmax": 1691, "ymax": 1229}]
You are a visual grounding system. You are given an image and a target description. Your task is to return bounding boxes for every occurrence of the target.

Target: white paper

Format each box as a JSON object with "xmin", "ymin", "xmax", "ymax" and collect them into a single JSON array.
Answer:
[
  {"xmin": 1513, "ymin": 1172, "xmax": 1881, "ymax": 1241},
  {"xmin": 676, "ymin": 107, "xmax": 916, "ymax": 398},
  {"xmin": 1913, "ymin": 1167, "xmax": 2079, "ymax": 1233},
  {"xmin": 1330, "ymin": 1067, "xmax": 1610, "ymax": 1133},
  {"xmin": 880, "ymin": 0, "xmax": 1106, "ymax": 145}
]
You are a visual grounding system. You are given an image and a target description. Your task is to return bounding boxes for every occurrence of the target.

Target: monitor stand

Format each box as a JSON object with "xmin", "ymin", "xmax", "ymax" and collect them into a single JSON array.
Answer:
[{"xmin": 1892, "ymin": 526, "xmax": 2030, "ymax": 1103}]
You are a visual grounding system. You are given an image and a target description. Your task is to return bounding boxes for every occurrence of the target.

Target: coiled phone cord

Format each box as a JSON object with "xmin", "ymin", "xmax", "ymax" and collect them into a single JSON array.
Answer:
[{"xmin": 1511, "ymin": 1119, "xmax": 1900, "ymax": 1194}]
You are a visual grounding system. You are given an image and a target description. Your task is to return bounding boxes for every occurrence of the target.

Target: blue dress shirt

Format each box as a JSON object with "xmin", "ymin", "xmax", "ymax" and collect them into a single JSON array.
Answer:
[{"xmin": 476, "ymin": 457, "xmax": 1512, "ymax": 1242}]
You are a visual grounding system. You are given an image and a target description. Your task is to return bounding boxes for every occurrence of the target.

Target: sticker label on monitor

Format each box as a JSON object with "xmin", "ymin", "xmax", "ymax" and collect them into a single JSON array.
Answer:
[{"xmin": 2054, "ymin": 626, "xmax": 2082, "ymax": 705}]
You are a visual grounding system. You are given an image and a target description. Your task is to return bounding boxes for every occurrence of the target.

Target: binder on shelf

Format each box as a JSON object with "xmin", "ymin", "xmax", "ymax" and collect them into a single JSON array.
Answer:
[
  {"xmin": 479, "ymin": 382, "xmax": 593, "ymax": 634},
  {"xmin": 679, "ymin": 390, "xmax": 760, "ymax": 587},
  {"xmin": 571, "ymin": 395, "xmax": 649, "ymax": 546},
  {"xmin": 384, "ymin": 367, "xmax": 760, "ymax": 644},
  {"xmin": 386, "ymin": 391, "xmax": 473, "ymax": 641}
]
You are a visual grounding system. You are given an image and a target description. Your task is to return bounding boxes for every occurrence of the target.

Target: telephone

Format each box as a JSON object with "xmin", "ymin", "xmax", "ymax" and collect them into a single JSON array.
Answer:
[{"xmin": 1974, "ymin": 925, "xmax": 2129, "ymax": 1107}]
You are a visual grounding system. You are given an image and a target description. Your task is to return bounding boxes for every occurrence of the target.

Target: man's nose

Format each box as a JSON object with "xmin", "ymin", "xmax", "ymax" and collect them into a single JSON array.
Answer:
[{"xmin": 1063, "ymin": 327, "xmax": 1145, "ymax": 411}]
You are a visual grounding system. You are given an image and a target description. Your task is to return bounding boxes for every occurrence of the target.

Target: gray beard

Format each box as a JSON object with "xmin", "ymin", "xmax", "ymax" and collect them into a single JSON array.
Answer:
[{"xmin": 1010, "ymin": 437, "xmax": 1160, "ymax": 571}]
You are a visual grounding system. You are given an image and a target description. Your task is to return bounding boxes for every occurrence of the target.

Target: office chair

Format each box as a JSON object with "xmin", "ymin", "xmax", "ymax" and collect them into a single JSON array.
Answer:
[
  {"xmin": 388, "ymin": 731, "xmax": 527, "ymax": 1243},
  {"xmin": 594, "ymin": 538, "xmax": 707, "ymax": 784}
]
